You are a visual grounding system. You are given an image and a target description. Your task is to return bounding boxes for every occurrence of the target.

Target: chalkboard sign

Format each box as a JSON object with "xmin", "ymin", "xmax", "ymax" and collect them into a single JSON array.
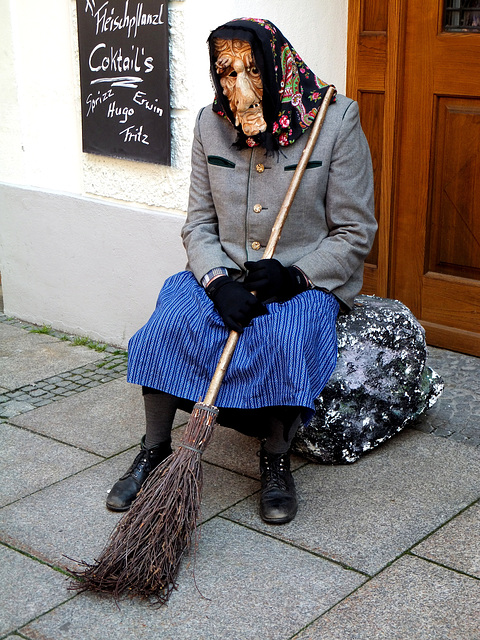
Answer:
[{"xmin": 76, "ymin": 0, "xmax": 171, "ymax": 165}]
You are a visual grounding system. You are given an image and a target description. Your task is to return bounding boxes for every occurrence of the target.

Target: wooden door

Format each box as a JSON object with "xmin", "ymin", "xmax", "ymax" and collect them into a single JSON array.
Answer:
[
  {"xmin": 348, "ymin": 0, "xmax": 480, "ymax": 356},
  {"xmin": 393, "ymin": 0, "xmax": 480, "ymax": 355}
]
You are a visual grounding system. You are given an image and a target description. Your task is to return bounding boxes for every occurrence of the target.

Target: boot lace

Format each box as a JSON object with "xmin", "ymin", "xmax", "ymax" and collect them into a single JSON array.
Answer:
[
  {"xmin": 262, "ymin": 452, "xmax": 289, "ymax": 491},
  {"xmin": 120, "ymin": 450, "xmax": 151, "ymax": 480}
]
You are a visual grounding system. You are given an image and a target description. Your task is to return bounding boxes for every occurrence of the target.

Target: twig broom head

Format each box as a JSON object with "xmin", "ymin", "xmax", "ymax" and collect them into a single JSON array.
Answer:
[{"xmin": 70, "ymin": 402, "xmax": 218, "ymax": 604}]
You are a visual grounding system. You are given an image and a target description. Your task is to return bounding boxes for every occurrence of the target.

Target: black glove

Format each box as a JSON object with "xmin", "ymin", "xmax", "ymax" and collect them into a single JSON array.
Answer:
[
  {"xmin": 244, "ymin": 259, "xmax": 309, "ymax": 302},
  {"xmin": 206, "ymin": 276, "xmax": 268, "ymax": 333}
]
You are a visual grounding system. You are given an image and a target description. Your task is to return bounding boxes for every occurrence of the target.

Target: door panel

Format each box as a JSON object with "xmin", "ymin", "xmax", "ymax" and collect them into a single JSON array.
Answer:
[
  {"xmin": 423, "ymin": 274, "xmax": 480, "ymax": 332},
  {"xmin": 427, "ymin": 98, "xmax": 480, "ymax": 281}
]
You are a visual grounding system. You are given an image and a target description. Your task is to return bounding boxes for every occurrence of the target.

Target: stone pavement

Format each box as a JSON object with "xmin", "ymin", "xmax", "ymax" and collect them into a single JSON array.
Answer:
[{"xmin": 1, "ymin": 315, "xmax": 479, "ymax": 640}]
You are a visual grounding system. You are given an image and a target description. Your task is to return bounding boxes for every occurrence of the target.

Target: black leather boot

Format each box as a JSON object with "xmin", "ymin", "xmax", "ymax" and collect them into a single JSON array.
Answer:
[
  {"xmin": 106, "ymin": 436, "xmax": 172, "ymax": 511},
  {"xmin": 259, "ymin": 445, "xmax": 298, "ymax": 524}
]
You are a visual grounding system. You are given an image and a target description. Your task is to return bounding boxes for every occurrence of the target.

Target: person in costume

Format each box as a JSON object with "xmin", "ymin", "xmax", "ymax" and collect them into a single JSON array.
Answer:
[{"xmin": 106, "ymin": 18, "xmax": 377, "ymax": 524}]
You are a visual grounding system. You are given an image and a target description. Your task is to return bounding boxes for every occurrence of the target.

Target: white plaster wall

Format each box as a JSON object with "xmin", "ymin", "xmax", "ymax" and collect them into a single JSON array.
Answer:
[
  {"xmin": 0, "ymin": 0, "xmax": 348, "ymax": 347},
  {"xmin": 0, "ymin": 184, "xmax": 186, "ymax": 346},
  {"xmin": 0, "ymin": 0, "xmax": 23, "ymax": 186},
  {"xmin": 185, "ymin": 0, "xmax": 348, "ymax": 115},
  {"xmin": 4, "ymin": 0, "xmax": 83, "ymax": 192}
]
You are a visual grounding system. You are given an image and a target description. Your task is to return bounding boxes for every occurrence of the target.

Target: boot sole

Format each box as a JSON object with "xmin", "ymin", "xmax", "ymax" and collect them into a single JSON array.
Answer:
[
  {"xmin": 260, "ymin": 506, "xmax": 298, "ymax": 524},
  {"xmin": 105, "ymin": 501, "xmax": 132, "ymax": 512}
]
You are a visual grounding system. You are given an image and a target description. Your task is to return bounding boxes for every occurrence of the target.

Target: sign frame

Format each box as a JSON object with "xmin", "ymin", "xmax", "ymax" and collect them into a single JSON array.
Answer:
[{"xmin": 76, "ymin": 0, "xmax": 171, "ymax": 165}]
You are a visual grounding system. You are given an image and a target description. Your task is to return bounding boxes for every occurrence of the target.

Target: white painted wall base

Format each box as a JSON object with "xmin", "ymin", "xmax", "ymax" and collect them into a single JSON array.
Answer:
[{"xmin": 0, "ymin": 184, "xmax": 186, "ymax": 347}]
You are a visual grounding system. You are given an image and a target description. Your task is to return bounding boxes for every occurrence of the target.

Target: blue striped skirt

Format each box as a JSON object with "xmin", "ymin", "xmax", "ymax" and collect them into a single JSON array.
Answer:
[{"xmin": 127, "ymin": 271, "xmax": 339, "ymax": 421}]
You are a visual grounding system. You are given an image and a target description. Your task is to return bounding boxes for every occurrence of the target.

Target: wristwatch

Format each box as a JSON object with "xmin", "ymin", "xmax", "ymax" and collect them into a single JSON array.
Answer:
[{"xmin": 200, "ymin": 267, "xmax": 229, "ymax": 288}]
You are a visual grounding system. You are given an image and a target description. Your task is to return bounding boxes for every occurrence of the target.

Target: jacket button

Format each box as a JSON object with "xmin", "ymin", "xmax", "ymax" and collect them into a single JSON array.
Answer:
[
  {"xmin": 256, "ymin": 163, "xmax": 265, "ymax": 173},
  {"xmin": 253, "ymin": 204, "xmax": 262, "ymax": 213},
  {"xmin": 251, "ymin": 241, "xmax": 261, "ymax": 250}
]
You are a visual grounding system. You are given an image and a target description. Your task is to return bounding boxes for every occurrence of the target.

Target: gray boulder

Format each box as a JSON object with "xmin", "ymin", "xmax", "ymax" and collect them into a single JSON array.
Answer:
[{"xmin": 293, "ymin": 295, "xmax": 444, "ymax": 464}]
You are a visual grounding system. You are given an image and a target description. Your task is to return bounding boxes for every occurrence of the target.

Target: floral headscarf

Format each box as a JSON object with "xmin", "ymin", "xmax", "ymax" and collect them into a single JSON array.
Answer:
[{"xmin": 208, "ymin": 18, "xmax": 335, "ymax": 150}]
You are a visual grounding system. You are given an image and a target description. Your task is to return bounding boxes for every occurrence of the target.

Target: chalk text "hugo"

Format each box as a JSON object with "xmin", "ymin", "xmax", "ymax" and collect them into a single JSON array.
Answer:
[{"xmin": 107, "ymin": 101, "xmax": 134, "ymax": 123}]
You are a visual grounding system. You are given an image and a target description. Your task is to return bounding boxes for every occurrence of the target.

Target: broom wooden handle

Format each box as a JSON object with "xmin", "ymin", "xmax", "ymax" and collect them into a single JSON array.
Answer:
[{"xmin": 203, "ymin": 85, "xmax": 335, "ymax": 407}]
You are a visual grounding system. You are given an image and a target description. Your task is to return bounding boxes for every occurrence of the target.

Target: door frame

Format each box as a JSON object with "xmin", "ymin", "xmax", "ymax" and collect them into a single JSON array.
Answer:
[{"xmin": 346, "ymin": 0, "xmax": 407, "ymax": 299}]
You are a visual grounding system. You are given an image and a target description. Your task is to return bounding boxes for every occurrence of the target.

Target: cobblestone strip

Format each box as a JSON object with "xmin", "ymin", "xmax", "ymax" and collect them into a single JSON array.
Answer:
[{"xmin": 0, "ymin": 314, "xmax": 128, "ymax": 420}]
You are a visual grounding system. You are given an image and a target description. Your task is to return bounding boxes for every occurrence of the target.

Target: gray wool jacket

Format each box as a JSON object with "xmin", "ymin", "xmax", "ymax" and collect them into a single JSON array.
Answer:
[{"xmin": 181, "ymin": 93, "xmax": 377, "ymax": 310}]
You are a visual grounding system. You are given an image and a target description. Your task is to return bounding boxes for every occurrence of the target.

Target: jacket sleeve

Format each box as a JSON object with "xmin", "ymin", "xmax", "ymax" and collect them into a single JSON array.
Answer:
[
  {"xmin": 294, "ymin": 101, "xmax": 377, "ymax": 295},
  {"xmin": 181, "ymin": 110, "xmax": 239, "ymax": 282}
]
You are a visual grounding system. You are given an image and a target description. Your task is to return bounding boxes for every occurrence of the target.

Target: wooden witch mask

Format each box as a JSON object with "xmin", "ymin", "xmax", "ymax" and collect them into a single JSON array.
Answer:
[{"xmin": 213, "ymin": 38, "xmax": 267, "ymax": 137}]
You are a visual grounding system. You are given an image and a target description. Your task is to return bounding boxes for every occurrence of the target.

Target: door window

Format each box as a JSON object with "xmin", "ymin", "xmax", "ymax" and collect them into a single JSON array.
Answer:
[{"xmin": 444, "ymin": 0, "xmax": 480, "ymax": 31}]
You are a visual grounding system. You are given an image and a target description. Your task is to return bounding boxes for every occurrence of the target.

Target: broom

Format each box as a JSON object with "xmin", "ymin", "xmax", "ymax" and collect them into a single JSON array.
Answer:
[{"xmin": 71, "ymin": 85, "xmax": 335, "ymax": 604}]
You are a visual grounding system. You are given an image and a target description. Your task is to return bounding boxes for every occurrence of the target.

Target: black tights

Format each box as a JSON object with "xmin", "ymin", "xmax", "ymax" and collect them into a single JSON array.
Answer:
[{"xmin": 142, "ymin": 387, "xmax": 301, "ymax": 455}]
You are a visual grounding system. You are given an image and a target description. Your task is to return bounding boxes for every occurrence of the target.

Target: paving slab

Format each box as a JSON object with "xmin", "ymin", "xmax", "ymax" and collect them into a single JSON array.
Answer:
[
  {"xmin": 0, "ymin": 422, "xmax": 101, "ymax": 507},
  {"xmin": 0, "ymin": 455, "xmax": 126, "ymax": 570},
  {"xmin": 427, "ymin": 346, "xmax": 480, "ymax": 393},
  {"xmin": 292, "ymin": 554, "xmax": 480, "ymax": 640},
  {"xmin": 10, "ymin": 378, "xmax": 190, "ymax": 457},
  {"xmin": 416, "ymin": 384, "xmax": 480, "ymax": 435},
  {"xmin": 21, "ymin": 517, "xmax": 365, "ymax": 640},
  {"xmin": 0, "ymin": 323, "xmax": 106, "ymax": 390},
  {"xmin": 183, "ymin": 422, "xmax": 306, "ymax": 480},
  {"xmin": 198, "ymin": 424, "xmax": 261, "ymax": 477},
  {"xmin": 0, "ymin": 449, "xmax": 258, "ymax": 573},
  {"xmin": 0, "ymin": 545, "xmax": 72, "ymax": 637},
  {"xmin": 224, "ymin": 429, "xmax": 480, "ymax": 575},
  {"xmin": 415, "ymin": 347, "xmax": 480, "ymax": 446},
  {"xmin": 198, "ymin": 461, "xmax": 259, "ymax": 522},
  {"xmin": 412, "ymin": 501, "xmax": 480, "ymax": 578}
]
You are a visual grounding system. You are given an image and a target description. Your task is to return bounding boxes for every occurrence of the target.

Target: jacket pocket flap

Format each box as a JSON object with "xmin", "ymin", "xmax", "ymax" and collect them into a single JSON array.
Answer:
[
  {"xmin": 284, "ymin": 160, "xmax": 323, "ymax": 171},
  {"xmin": 208, "ymin": 155, "xmax": 236, "ymax": 169}
]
